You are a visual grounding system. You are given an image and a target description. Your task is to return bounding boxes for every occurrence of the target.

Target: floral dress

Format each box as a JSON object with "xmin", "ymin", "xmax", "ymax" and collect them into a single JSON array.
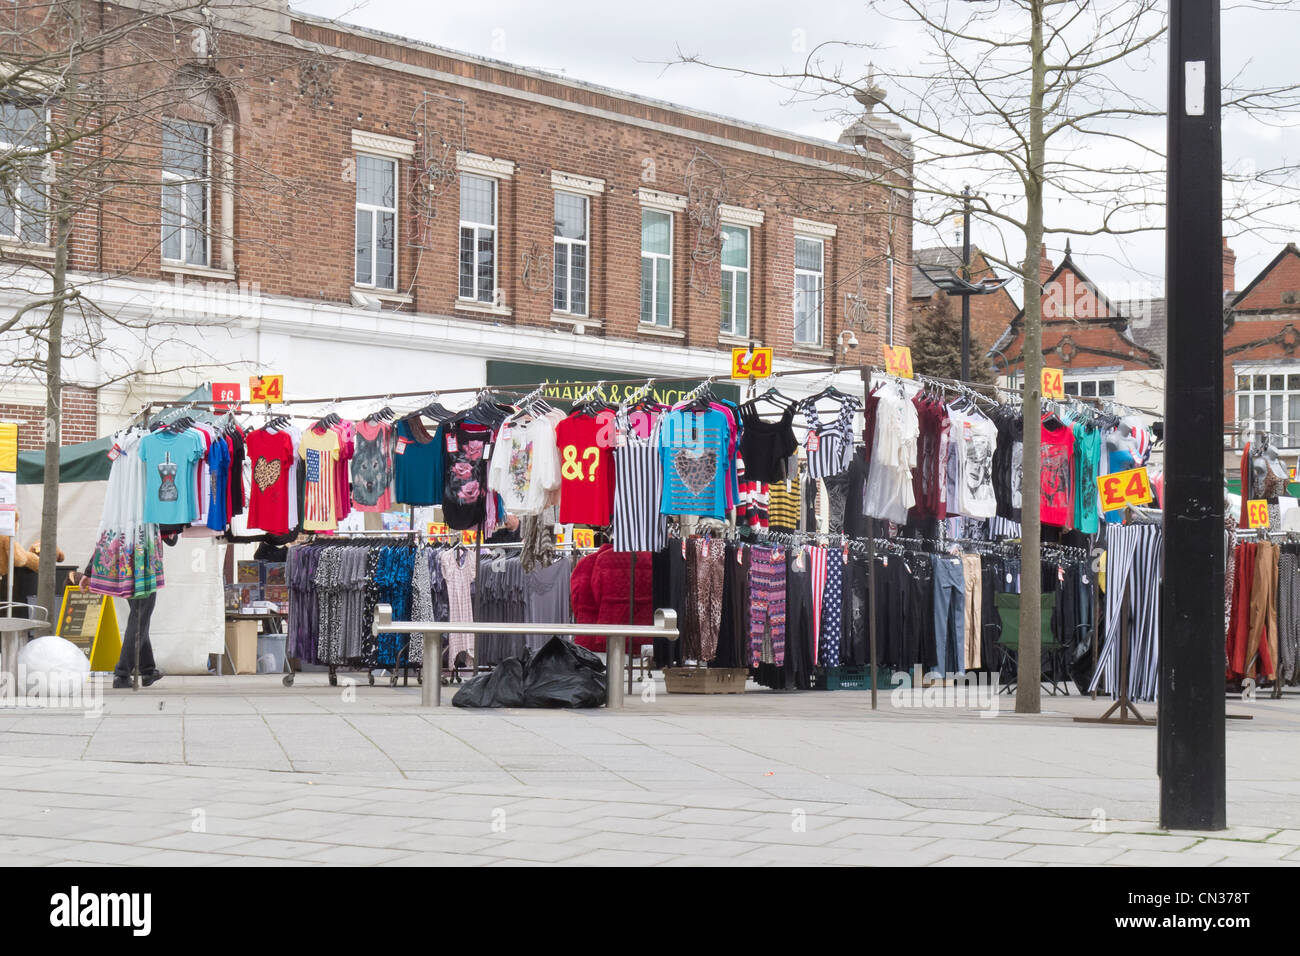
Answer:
[{"xmin": 87, "ymin": 429, "xmax": 166, "ymax": 599}]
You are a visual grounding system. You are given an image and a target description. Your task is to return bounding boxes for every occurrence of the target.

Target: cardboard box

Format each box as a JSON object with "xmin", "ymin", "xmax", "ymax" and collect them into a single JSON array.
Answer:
[{"xmin": 224, "ymin": 620, "xmax": 259, "ymax": 674}]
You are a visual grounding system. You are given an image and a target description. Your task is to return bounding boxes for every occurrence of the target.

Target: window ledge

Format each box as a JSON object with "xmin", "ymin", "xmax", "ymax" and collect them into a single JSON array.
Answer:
[
  {"xmin": 0, "ymin": 240, "xmax": 54, "ymax": 260},
  {"xmin": 637, "ymin": 324, "xmax": 686, "ymax": 340},
  {"xmin": 352, "ymin": 287, "xmax": 413, "ymax": 306},
  {"xmin": 793, "ymin": 344, "xmax": 832, "ymax": 357},
  {"xmin": 455, "ymin": 298, "xmax": 513, "ymax": 318},
  {"xmin": 162, "ymin": 262, "xmax": 236, "ymax": 281},
  {"xmin": 719, "ymin": 333, "xmax": 759, "ymax": 347},
  {"xmin": 551, "ymin": 313, "xmax": 602, "ymax": 332}
]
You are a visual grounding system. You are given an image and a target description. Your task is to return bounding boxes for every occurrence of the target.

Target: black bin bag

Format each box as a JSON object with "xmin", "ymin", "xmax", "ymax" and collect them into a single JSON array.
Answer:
[{"xmin": 452, "ymin": 638, "xmax": 607, "ymax": 709}]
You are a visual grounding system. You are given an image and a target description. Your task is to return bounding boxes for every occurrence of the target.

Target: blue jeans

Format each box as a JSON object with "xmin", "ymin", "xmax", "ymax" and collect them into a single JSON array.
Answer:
[{"xmin": 932, "ymin": 555, "xmax": 966, "ymax": 675}]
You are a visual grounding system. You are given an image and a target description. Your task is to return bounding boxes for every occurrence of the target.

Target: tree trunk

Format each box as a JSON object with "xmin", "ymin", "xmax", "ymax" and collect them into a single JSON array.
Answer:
[{"xmin": 1016, "ymin": 0, "xmax": 1046, "ymax": 715}]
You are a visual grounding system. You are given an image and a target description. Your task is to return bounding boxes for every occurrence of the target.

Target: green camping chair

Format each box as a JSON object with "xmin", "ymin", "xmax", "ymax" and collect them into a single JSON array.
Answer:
[{"xmin": 993, "ymin": 592, "xmax": 1069, "ymax": 696}]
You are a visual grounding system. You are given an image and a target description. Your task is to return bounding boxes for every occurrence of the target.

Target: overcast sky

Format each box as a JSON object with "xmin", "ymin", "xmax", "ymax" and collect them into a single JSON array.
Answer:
[{"xmin": 296, "ymin": 0, "xmax": 1298, "ymax": 298}]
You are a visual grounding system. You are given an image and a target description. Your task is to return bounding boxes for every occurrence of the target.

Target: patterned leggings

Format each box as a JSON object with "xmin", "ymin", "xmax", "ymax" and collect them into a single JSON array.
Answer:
[
  {"xmin": 685, "ymin": 537, "xmax": 726, "ymax": 661},
  {"xmin": 818, "ymin": 550, "xmax": 843, "ymax": 668},
  {"xmin": 748, "ymin": 546, "xmax": 787, "ymax": 667}
]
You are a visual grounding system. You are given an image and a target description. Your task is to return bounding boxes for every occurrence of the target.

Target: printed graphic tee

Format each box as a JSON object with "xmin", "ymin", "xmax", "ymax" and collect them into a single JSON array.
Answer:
[
  {"xmin": 1040, "ymin": 418, "xmax": 1075, "ymax": 528},
  {"xmin": 442, "ymin": 422, "xmax": 492, "ymax": 530},
  {"xmin": 245, "ymin": 428, "xmax": 296, "ymax": 534},
  {"xmin": 955, "ymin": 412, "xmax": 998, "ymax": 519},
  {"xmin": 350, "ymin": 420, "xmax": 394, "ymax": 513},
  {"xmin": 299, "ymin": 427, "xmax": 341, "ymax": 531},
  {"xmin": 556, "ymin": 412, "xmax": 617, "ymax": 526},
  {"xmin": 140, "ymin": 430, "xmax": 205, "ymax": 525},
  {"xmin": 489, "ymin": 413, "xmax": 562, "ymax": 515},
  {"xmin": 1073, "ymin": 422, "xmax": 1101, "ymax": 534},
  {"xmin": 658, "ymin": 408, "xmax": 731, "ymax": 520}
]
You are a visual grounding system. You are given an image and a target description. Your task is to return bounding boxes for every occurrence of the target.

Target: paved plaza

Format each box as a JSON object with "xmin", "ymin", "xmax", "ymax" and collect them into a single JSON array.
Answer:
[{"xmin": 0, "ymin": 675, "xmax": 1296, "ymax": 866}]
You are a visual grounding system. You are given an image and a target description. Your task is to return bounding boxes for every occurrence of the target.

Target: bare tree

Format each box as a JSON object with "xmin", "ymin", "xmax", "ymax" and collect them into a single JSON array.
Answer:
[
  {"xmin": 0, "ymin": 0, "xmax": 310, "ymax": 616},
  {"xmin": 675, "ymin": 0, "xmax": 1299, "ymax": 712}
]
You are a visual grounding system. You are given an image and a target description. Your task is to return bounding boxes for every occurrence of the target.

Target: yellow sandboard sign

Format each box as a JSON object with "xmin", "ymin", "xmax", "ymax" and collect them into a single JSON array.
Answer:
[{"xmin": 56, "ymin": 586, "xmax": 123, "ymax": 672}]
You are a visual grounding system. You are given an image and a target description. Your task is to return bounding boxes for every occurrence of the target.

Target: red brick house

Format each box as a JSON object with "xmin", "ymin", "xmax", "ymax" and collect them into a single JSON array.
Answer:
[
  {"xmin": 0, "ymin": 0, "xmax": 914, "ymax": 447},
  {"xmin": 910, "ymin": 245, "xmax": 1020, "ymax": 371}
]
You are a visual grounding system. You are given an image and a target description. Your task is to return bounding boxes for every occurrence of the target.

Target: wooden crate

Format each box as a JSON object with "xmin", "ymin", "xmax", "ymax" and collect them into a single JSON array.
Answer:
[{"xmin": 663, "ymin": 666, "xmax": 748, "ymax": 694}]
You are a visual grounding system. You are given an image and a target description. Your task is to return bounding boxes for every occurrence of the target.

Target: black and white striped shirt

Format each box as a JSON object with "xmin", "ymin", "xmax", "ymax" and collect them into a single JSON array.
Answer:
[{"xmin": 612, "ymin": 409, "xmax": 667, "ymax": 552}]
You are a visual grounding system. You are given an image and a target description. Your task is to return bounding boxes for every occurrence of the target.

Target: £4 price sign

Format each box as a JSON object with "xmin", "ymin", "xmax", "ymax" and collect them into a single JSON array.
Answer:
[
  {"xmin": 884, "ymin": 345, "xmax": 914, "ymax": 379},
  {"xmin": 1041, "ymin": 368, "xmax": 1065, "ymax": 400},
  {"xmin": 249, "ymin": 375, "xmax": 284, "ymax": 404},
  {"xmin": 731, "ymin": 347, "xmax": 773, "ymax": 379},
  {"xmin": 1099, "ymin": 466, "xmax": 1153, "ymax": 513},
  {"xmin": 1246, "ymin": 499, "xmax": 1271, "ymax": 529}
]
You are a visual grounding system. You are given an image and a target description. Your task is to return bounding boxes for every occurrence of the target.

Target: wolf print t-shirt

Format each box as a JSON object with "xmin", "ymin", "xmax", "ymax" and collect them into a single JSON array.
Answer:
[
  {"xmin": 350, "ymin": 420, "xmax": 394, "ymax": 513},
  {"xmin": 657, "ymin": 408, "xmax": 731, "ymax": 520},
  {"xmin": 140, "ymin": 429, "xmax": 205, "ymax": 525},
  {"xmin": 299, "ymin": 426, "xmax": 341, "ymax": 532},
  {"xmin": 245, "ymin": 427, "xmax": 296, "ymax": 535},
  {"xmin": 442, "ymin": 422, "xmax": 493, "ymax": 530}
]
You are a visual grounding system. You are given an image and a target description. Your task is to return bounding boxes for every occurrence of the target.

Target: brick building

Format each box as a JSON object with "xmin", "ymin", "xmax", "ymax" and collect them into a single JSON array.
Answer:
[
  {"xmin": 990, "ymin": 244, "xmax": 1164, "ymax": 419},
  {"xmin": 0, "ymin": 0, "xmax": 913, "ymax": 445}
]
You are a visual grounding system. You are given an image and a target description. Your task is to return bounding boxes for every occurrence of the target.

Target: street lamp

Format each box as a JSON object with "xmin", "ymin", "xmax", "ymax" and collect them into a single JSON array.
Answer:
[{"xmin": 916, "ymin": 186, "xmax": 1012, "ymax": 382}]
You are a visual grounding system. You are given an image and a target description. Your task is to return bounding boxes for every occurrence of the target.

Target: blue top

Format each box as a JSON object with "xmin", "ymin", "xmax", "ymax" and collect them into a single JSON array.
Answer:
[
  {"xmin": 206, "ymin": 437, "xmax": 230, "ymax": 531},
  {"xmin": 1073, "ymin": 423, "xmax": 1101, "ymax": 535},
  {"xmin": 393, "ymin": 419, "xmax": 444, "ymax": 506},
  {"xmin": 1104, "ymin": 447, "xmax": 1138, "ymax": 524},
  {"xmin": 140, "ymin": 430, "xmax": 205, "ymax": 525},
  {"xmin": 658, "ymin": 408, "xmax": 731, "ymax": 519}
]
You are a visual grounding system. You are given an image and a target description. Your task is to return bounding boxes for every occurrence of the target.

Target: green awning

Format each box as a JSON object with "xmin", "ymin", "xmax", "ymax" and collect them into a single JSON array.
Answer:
[{"xmin": 17, "ymin": 437, "xmax": 113, "ymax": 484}]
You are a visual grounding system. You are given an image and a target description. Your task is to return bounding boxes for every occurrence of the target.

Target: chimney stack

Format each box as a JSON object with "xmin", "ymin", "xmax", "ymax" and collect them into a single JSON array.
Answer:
[
  {"xmin": 1039, "ymin": 244, "xmax": 1054, "ymax": 285},
  {"xmin": 1222, "ymin": 237, "xmax": 1236, "ymax": 294}
]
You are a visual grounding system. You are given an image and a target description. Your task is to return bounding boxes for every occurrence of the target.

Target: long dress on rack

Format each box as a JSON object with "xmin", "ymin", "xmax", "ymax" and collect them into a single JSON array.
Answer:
[{"xmin": 87, "ymin": 429, "xmax": 166, "ymax": 599}]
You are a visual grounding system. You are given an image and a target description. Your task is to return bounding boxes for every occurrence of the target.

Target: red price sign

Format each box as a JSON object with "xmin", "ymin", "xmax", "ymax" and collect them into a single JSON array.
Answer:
[
  {"xmin": 1099, "ymin": 467, "xmax": 1154, "ymax": 513},
  {"xmin": 1041, "ymin": 367, "xmax": 1065, "ymax": 400},
  {"xmin": 249, "ymin": 374, "xmax": 284, "ymax": 404},
  {"xmin": 884, "ymin": 345, "xmax": 914, "ymax": 379},
  {"xmin": 1246, "ymin": 499, "xmax": 1270, "ymax": 529},
  {"xmin": 731, "ymin": 347, "xmax": 773, "ymax": 379},
  {"xmin": 212, "ymin": 382, "xmax": 241, "ymax": 411}
]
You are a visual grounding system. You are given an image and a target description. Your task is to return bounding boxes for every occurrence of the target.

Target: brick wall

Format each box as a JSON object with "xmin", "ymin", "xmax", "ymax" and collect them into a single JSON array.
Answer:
[
  {"xmin": 0, "ymin": 387, "xmax": 98, "ymax": 452},
  {"xmin": 2, "ymin": 2, "xmax": 912, "ymax": 370}
]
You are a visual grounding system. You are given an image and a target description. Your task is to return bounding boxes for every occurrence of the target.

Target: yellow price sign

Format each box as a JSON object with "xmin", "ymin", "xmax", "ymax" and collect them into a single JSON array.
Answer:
[
  {"xmin": 1099, "ymin": 467, "xmax": 1154, "ymax": 513},
  {"xmin": 1246, "ymin": 499, "xmax": 1270, "ymax": 529},
  {"xmin": 1041, "ymin": 367, "xmax": 1065, "ymax": 400},
  {"xmin": 572, "ymin": 528, "xmax": 595, "ymax": 549},
  {"xmin": 731, "ymin": 347, "xmax": 773, "ymax": 379},
  {"xmin": 460, "ymin": 529, "xmax": 481, "ymax": 546},
  {"xmin": 249, "ymin": 374, "xmax": 284, "ymax": 404},
  {"xmin": 884, "ymin": 345, "xmax": 913, "ymax": 379},
  {"xmin": 426, "ymin": 522, "xmax": 449, "ymax": 538}
]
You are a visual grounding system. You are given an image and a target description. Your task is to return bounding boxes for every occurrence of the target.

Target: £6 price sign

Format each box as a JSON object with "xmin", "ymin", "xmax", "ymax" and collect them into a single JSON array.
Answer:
[
  {"xmin": 731, "ymin": 347, "xmax": 773, "ymax": 379},
  {"xmin": 1041, "ymin": 367, "xmax": 1065, "ymax": 400},
  {"xmin": 1099, "ymin": 466, "xmax": 1153, "ymax": 513},
  {"xmin": 212, "ymin": 382, "xmax": 241, "ymax": 412},
  {"xmin": 1246, "ymin": 499, "xmax": 1271, "ymax": 529},
  {"xmin": 249, "ymin": 374, "xmax": 284, "ymax": 404},
  {"xmin": 884, "ymin": 345, "xmax": 914, "ymax": 379}
]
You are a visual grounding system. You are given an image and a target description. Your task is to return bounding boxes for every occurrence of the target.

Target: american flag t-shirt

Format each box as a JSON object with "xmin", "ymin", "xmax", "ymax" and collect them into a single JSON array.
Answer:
[{"xmin": 300, "ymin": 427, "xmax": 340, "ymax": 531}]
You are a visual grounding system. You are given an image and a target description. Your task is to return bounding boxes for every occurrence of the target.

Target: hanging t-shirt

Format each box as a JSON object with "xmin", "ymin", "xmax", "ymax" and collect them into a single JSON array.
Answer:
[
  {"xmin": 206, "ymin": 437, "xmax": 230, "ymax": 532},
  {"xmin": 1073, "ymin": 422, "xmax": 1101, "ymax": 535},
  {"xmin": 300, "ymin": 427, "xmax": 341, "ymax": 532},
  {"xmin": 1105, "ymin": 446, "xmax": 1138, "ymax": 524},
  {"xmin": 140, "ymin": 429, "xmax": 205, "ymax": 525},
  {"xmin": 442, "ymin": 422, "xmax": 492, "ymax": 530},
  {"xmin": 245, "ymin": 427, "xmax": 296, "ymax": 535},
  {"xmin": 1040, "ymin": 418, "xmax": 1075, "ymax": 528},
  {"xmin": 489, "ymin": 412, "xmax": 563, "ymax": 515},
  {"xmin": 556, "ymin": 411, "xmax": 617, "ymax": 526},
  {"xmin": 955, "ymin": 411, "xmax": 998, "ymax": 519},
  {"xmin": 351, "ymin": 420, "xmax": 395, "ymax": 512},
  {"xmin": 658, "ymin": 407, "xmax": 731, "ymax": 520},
  {"xmin": 393, "ymin": 417, "xmax": 443, "ymax": 507}
]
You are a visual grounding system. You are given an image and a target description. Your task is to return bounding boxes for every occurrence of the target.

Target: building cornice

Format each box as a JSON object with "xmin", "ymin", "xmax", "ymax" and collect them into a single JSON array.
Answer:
[
  {"xmin": 551, "ymin": 171, "xmax": 606, "ymax": 196},
  {"xmin": 638, "ymin": 189, "xmax": 687, "ymax": 213},
  {"xmin": 793, "ymin": 217, "xmax": 837, "ymax": 239},
  {"xmin": 720, "ymin": 204, "xmax": 765, "ymax": 227},
  {"xmin": 457, "ymin": 150, "xmax": 515, "ymax": 179},
  {"xmin": 351, "ymin": 128, "xmax": 416, "ymax": 159}
]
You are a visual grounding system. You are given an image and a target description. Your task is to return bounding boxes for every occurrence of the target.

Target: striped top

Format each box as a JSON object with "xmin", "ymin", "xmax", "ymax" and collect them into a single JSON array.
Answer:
[
  {"xmin": 768, "ymin": 470, "xmax": 802, "ymax": 531},
  {"xmin": 612, "ymin": 409, "xmax": 667, "ymax": 552},
  {"xmin": 800, "ymin": 396, "xmax": 861, "ymax": 479}
]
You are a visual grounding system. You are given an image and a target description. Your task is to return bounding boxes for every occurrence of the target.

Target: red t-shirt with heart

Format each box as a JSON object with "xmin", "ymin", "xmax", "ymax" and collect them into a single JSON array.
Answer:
[
  {"xmin": 246, "ymin": 428, "xmax": 295, "ymax": 534},
  {"xmin": 555, "ymin": 412, "xmax": 616, "ymax": 526}
]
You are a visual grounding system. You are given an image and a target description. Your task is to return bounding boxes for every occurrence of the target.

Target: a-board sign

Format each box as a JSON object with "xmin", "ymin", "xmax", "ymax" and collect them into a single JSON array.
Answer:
[{"xmin": 56, "ymin": 586, "xmax": 122, "ymax": 672}]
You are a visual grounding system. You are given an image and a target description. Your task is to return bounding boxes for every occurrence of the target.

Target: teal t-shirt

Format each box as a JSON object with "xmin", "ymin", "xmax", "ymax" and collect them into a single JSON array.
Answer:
[
  {"xmin": 1073, "ymin": 423, "xmax": 1101, "ymax": 534},
  {"xmin": 140, "ymin": 430, "xmax": 205, "ymax": 525}
]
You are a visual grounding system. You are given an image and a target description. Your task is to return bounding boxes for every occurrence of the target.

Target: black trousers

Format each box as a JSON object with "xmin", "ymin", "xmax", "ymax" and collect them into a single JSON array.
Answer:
[{"xmin": 115, "ymin": 592, "xmax": 159, "ymax": 679}]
